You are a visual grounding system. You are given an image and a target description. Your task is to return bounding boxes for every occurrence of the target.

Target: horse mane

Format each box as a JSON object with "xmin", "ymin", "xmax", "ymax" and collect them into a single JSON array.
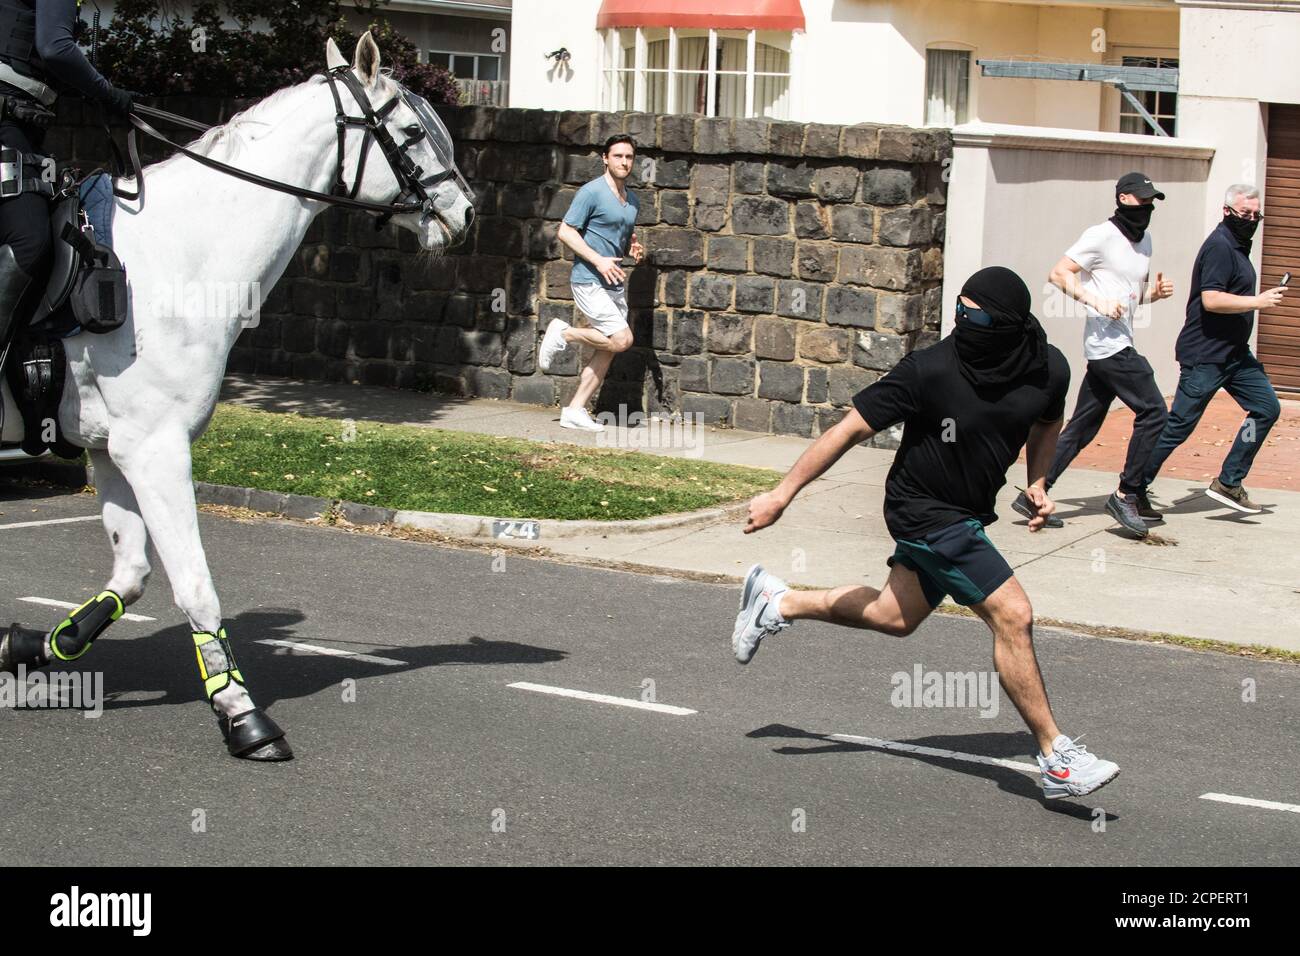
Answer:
[{"xmin": 131, "ymin": 74, "xmax": 334, "ymax": 179}]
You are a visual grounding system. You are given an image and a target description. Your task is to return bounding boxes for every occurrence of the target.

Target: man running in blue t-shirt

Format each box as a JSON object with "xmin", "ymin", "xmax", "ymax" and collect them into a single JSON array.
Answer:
[{"xmin": 538, "ymin": 134, "xmax": 643, "ymax": 431}]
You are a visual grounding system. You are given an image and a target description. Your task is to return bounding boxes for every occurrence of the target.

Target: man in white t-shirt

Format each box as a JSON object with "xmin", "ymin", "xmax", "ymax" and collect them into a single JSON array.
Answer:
[{"xmin": 1012, "ymin": 172, "xmax": 1175, "ymax": 538}]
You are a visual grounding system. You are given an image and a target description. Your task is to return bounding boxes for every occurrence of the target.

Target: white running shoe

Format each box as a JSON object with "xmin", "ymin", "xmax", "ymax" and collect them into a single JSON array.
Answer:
[
  {"xmin": 732, "ymin": 564, "xmax": 791, "ymax": 664},
  {"xmin": 538, "ymin": 318, "xmax": 570, "ymax": 372},
  {"xmin": 560, "ymin": 407, "xmax": 605, "ymax": 431},
  {"xmin": 1037, "ymin": 734, "xmax": 1121, "ymax": 799}
]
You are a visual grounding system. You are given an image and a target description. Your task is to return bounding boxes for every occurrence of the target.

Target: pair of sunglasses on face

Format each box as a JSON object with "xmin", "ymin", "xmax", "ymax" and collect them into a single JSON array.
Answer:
[{"xmin": 956, "ymin": 300, "xmax": 993, "ymax": 326}]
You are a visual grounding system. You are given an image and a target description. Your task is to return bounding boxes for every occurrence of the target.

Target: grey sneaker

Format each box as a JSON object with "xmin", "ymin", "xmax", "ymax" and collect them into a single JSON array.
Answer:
[
  {"xmin": 1105, "ymin": 491, "xmax": 1149, "ymax": 538},
  {"xmin": 1134, "ymin": 489, "xmax": 1163, "ymax": 523},
  {"xmin": 1013, "ymin": 490, "xmax": 1062, "ymax": 529},
  {"xmin": 1206, "ymin": 478, "xmax": 1263, "ymax": 514},
  {"xmin": 732, "ymin": 564, "xmax": 790, "ymax": 665},
  {"xmin": 1038, "ymin": 734, "xmax": 1121, "ymax": 799}
]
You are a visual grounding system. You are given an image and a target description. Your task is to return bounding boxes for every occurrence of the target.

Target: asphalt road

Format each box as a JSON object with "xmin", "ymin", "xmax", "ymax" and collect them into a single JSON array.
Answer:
[{"xmin": 0, "ymin": 483, "xmax": 1296, "ymax": 866}]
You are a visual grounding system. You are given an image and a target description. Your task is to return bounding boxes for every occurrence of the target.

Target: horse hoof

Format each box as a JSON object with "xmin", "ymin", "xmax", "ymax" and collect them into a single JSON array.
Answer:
[
  {"xmin": 239, "ymin": 738, "xmax": 294, "ymax": 762},
  {"xmin": 218, "ymin": 708, "xmax": 293, "ymax": 761}
]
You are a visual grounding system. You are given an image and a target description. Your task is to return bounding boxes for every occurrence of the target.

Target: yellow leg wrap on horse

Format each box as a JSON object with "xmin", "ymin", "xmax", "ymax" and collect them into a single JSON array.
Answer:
[
  {"xmin": 192, "ymin": 627, "xmax": 244, "ymax": 702},
  {"xmin": 48, "ymin": 590, "xmax": 125, "ymax": 662}
]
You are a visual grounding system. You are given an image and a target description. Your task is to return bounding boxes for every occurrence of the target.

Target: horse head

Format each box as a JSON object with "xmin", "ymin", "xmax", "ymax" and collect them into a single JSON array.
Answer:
[{"xmin": 324, "ymin": 33, "xmax": 476, "ymax": 254}]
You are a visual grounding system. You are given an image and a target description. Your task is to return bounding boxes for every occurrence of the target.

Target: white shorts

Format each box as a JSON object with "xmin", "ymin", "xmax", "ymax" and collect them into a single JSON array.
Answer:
[{"xmin": 571, "ymin": 282, "xmax": 630, "ymax": 338}]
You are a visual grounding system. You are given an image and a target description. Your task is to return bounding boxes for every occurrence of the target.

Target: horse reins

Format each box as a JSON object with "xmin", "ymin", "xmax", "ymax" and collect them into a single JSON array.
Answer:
[{"xmin": 105, "ymin": 66, "xmax": 454, "ymax": 223}]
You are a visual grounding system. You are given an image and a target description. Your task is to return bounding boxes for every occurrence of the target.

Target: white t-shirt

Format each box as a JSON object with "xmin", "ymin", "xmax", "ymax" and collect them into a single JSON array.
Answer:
[{"xmin": 1063, "ymin": 221, "xmax": 1152, "ymax": 361}]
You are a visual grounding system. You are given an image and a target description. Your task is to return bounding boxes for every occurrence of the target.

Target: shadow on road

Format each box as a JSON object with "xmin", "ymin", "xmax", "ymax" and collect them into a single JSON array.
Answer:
[
  {"xmin": 748, "ymin": 723, "xmax": 1120, "ymax": 820},
  {"xmin": 30, "ymin": 607, "xmax": 569, "ymax": 712}
]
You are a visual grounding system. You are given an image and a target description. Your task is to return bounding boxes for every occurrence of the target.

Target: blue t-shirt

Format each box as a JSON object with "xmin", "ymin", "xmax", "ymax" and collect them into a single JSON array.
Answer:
[
  {"xmin": 563, "ymin": 177, "xmax": 639, "ymax": 289},
  {"xmin": 1177, "ymin": 222, "xmax": 1258, "ymax": 366}
]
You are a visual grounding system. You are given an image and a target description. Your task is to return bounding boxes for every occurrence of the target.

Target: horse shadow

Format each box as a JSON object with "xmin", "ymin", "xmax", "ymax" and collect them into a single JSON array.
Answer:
[
  {"xmin": 747, "ymin": 723, "xmax": 1118, "ymax": 819},
  {"xmin": 78, "ymin": 606, "xmax": 566, "ymax": 712}
]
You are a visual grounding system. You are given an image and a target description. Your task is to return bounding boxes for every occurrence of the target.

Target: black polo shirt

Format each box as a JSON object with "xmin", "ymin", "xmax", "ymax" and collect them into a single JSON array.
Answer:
[
  {"xmin": 852, "ymin": 337, "xmax": 1070, "ymax": 541},
  {"xmin": 1177, "ymin": 222, "xmax": 1258, "ymax": 366}
]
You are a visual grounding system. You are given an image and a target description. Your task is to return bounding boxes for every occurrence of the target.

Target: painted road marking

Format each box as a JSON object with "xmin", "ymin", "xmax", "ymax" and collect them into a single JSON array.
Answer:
[
  {"xmin": 1199, "ymin": 793, "xmax": 1300, "ymax": 814},
  {"xmin": 20, "ymin": 596, "xmax": 156, "ymax": 623},
  {"xmin": 508, "ymin": 681, "xmax": 696, "ymax": 716},
  {"xmin": 829, "ymin": 734, "xmax": 1041, "ymax": 775},
  {"xmin": 0, "ymin": 516, "xmax": 100, "ymax": 530},
  {"xmin": 255, "ymin": 638, "xmax": 402, "ymax": 666}
]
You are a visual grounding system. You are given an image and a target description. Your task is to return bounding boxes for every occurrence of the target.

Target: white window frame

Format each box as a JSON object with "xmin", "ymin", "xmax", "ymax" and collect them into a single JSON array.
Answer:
[
  {"xmin": 427, "ymin": 49, "xmax": 502, "ymax": 82},
  {"xmin": 1112, "ymin": 48, "xmax": 1179, "ymax": 136},
  {"xmin": 598, "ymin": 26, "xmax": 792, "ymax": 119},
  {"xmin": 923, "ymin": 42, "xmax": 974, "ymax": 128}
]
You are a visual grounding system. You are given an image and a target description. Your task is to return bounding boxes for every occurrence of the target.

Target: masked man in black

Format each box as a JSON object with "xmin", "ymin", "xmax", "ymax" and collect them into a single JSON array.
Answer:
[
  {"xmin": 1141, "ymin": 184, "xmax": 1288, "ymax": 515},
  {"xmin": 0, "ymin": 0, "xmax": 135, "ymax": 359},
  {"xmin": 732, "ymin": 266, "xmax": 1122, "ymax": 801}
]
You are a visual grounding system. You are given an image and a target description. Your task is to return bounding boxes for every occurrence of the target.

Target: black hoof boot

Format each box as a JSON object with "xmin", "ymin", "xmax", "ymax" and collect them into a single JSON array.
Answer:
[
  {"xmin": 0, "ymin": 624, "xmax": 48, "ymax": 675},
  {"xmin": 217, "ymin": 708, "xmax": 294, "ymax": 761}
]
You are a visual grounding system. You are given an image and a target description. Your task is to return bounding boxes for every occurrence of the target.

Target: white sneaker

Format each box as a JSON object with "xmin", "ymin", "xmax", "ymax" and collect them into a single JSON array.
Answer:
[
  {"xmin": 560, "ymin": 407, "xmax": 605, "ymax": 432},
  {"xmin": 1037, "ymin": 734, "xmax": 1120, "ymax": 799},
  {"xmin": 538, "ymin": 318, "xmax": 570, "ymax": 372},
  {"xmin": 732, "ymin": 564, "xmax": 791, "ymax": 664}
]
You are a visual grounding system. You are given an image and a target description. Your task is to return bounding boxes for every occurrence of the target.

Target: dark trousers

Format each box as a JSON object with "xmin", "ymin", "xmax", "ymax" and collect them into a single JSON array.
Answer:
[
  {"xmin": 0, "ymin": 119, "xmax": 52, "ymax": 275},
  {"xmin": 1142, "ymin": 352, "xmax": 1280, "ymax": 488},
  {"xmin": 1046, "ymin": 347, "xmax": 1167, "ymax": 495}
]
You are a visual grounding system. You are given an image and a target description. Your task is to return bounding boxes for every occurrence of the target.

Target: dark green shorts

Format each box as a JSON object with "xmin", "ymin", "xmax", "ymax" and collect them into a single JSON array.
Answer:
[{"xmin": 888, "ymin": 518, "xmax": 1014, "ymax": 609}]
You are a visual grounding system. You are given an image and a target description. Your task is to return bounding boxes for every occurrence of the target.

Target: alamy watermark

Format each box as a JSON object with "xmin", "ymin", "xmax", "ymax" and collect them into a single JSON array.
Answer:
[
  {"xmin": 150, "ymin": 278, "xmax": 262, "ymax": 328},
  {"xmin": 890, "ymin": 664, "xmax": 1000, "ymax": 718},
  {"xmin": 594, "ymin": 406, "xmax": 705, "ymax": 458},
  {"xmin": 0, "ymin": 665, "xmax": 103, "ymax": 718}
]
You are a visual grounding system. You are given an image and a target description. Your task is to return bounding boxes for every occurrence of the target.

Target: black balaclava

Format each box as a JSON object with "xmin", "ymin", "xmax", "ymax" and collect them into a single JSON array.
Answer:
[
  {"xmin": 1111, "ymin": 201, "xmax": 1154, "ymax": 242},
  {"xmin": 955, "ymin": 266, "xmax": 1049, "ymax": 388},
  {"xmin": 1223, "ymin": 209, "xmax": 1259, "ymax": 249}
]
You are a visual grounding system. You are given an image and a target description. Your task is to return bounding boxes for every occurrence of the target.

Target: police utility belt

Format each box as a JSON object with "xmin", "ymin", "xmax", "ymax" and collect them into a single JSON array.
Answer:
[{"xmin": 0, "ymin": 143, "xmax": 55, "ymax": 199}]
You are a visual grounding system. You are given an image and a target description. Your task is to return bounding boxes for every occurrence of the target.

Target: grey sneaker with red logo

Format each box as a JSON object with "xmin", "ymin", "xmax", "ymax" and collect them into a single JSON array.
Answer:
[{"xmin": 1037, "ymin": 734, "xmax": 1121, "ymax": 799}]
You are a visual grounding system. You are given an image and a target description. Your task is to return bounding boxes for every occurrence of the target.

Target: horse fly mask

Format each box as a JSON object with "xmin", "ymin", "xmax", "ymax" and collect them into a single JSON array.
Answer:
[{"xmin": 325, "ymin": 65, "xmax": 474, "ymax": 235}]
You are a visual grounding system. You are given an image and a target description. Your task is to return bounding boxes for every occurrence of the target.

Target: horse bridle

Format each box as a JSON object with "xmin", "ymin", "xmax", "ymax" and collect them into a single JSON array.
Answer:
[
  {"xmin": 323, "ymin": 64, "xmax": 471, "ymax": 227},
  {"xmin": 108, "ymin": 67, "xmax": 472, "ymax": 232}
]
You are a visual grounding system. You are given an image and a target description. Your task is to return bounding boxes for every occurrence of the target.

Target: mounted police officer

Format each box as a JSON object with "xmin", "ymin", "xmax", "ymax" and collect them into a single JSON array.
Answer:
[{"xmin": 0, "ymin": 0, "xmax": 133, "ymax": 357}]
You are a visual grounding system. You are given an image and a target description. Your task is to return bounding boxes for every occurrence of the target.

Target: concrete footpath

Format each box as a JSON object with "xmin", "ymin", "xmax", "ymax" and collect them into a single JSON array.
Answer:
[{"xmin": 220, "ymin": 374, "xmax": 1300, "ymax": 654}]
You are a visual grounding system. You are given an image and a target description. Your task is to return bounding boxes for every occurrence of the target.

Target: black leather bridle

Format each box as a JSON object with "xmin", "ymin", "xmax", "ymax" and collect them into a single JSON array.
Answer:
[{"xmin": 108, "ymin": 66, "xmax": 472, "ymax": 232}]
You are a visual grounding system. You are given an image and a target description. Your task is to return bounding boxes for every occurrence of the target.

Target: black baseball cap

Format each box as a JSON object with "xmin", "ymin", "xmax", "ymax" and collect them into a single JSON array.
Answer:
[{"xmin": 1116, "ymin": 172, "xmax": 1166, "ymax": 200}]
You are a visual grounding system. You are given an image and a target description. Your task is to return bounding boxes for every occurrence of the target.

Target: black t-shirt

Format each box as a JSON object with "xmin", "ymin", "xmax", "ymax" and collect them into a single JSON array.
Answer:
[
  {"xmin": 1177, "ymin": 222, "xmax": 1258, "ymax": 366},
  {"xmin": 852, "ymin": 337, "xmax": 1070, "ymax": 540}
]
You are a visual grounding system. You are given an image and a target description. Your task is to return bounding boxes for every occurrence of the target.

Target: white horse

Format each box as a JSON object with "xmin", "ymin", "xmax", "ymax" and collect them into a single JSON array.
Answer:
[{"xmin": 0, "ymin": 34, "xmax": 474, "ymax": 759}]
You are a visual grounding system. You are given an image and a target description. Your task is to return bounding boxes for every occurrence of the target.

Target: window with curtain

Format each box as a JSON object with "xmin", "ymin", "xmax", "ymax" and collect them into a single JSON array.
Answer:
[
  {"xmin": 925, "ymin": 48, "xmax": 970, "ymax": 127},
  {"xmin": 601, "ymin": 28, "xmax": 791, "ymax": 119}
]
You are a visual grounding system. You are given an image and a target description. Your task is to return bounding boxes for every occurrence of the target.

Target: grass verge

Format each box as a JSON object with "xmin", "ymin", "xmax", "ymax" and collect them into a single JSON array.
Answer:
[{"xmin": 190, "ymin": 404, "xmax": 779, "ymax": 521}]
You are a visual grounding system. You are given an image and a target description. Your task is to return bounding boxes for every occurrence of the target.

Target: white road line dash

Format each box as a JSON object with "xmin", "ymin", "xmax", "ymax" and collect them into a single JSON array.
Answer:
[
  {"xmin": 1199, "ymin": 792, "xmax": 1300, "ymax": 814},
  {"xmin": 20, "ymin": 597, "xmax": 155, "ymax": 623},
  {"xmin": 255, "ymin": 639, "xmax": 402, "ymax": 666},
  {"xmin": 828, "ymin": 734, "xmax": 1041, "ymax": 775},
  {"xmin": 0, "ymin": 515, "xmax": 100, "ymax": 530},
  {"xmin": 508, "ymin": 681, "xmax": 696, "ymax": 715}
]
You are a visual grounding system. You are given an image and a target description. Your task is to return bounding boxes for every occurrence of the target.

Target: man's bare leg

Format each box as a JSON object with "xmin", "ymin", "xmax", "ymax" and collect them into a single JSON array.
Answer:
[
  {"xmin": 969, "ymin": 576, "xmax": 1061, "ymax": 756},
  {"xmin": 778, "ymin": 563, "xmax": 934, "ymax": 637},
  {"xmin": 570, "ymin": 346, "xmax": 614, "ymax": 411}
]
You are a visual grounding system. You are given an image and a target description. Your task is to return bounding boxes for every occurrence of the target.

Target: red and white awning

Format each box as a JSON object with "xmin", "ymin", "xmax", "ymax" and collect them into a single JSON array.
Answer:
[{"xmin": 595, "ymin": 0, "xmax": 806, "ymax": 31}]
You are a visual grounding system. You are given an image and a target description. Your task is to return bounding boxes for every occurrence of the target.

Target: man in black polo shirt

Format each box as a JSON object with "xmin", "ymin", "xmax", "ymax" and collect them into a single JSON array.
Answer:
[
  {"xmin": 730, "ymin": 266, "xmax": 1121, "ymax": 801},
  {"xmin": 1141, "ymin": 184, "xmax": 1288, "ymax": 514}
]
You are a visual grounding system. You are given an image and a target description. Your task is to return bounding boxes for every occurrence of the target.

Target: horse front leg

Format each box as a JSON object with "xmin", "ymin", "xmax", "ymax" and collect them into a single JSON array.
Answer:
[
  {"xmin": 108, "ymin": 427, "xmax": 292, "ymax": 761},
  {"xmin": 0, "ymin": 451, "xmax": 151, "ymax": 675}
]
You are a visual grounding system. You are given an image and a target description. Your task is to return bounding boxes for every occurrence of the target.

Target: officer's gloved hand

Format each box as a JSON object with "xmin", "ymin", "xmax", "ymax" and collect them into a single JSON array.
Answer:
[
  {"xmin": 9, "ymin": 99, "xmax": 56, "ymax": 127},
  {"xmin": 104, "ymin": 87, "xmax": 136, "ymax": 118}
]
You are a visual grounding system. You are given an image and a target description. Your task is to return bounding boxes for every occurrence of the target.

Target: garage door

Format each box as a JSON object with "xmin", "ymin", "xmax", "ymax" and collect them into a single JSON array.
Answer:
[{"xmin": 1261, "ymin": 103, "xmax": 1300, "ymax": 391}]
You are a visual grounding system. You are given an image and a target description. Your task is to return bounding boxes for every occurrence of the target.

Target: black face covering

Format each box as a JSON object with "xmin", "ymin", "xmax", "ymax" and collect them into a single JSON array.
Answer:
[
  {"xmin": 1223, "ymin": 210, "xmax": 1259, "ymax": 248},
  {"xmin": 954, "ymin": 267, "xmax": 1049, "ymax": 389},
  {"xmin": 1110, "ymin": 202, "xmax": 1154, "ymax": 242}
]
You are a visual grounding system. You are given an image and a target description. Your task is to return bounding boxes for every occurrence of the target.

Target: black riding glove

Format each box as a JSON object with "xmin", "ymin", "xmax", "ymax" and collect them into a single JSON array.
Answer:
[{"xmin": 104, "ymin": 87, "xmax": 136, "ymax": 117}]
